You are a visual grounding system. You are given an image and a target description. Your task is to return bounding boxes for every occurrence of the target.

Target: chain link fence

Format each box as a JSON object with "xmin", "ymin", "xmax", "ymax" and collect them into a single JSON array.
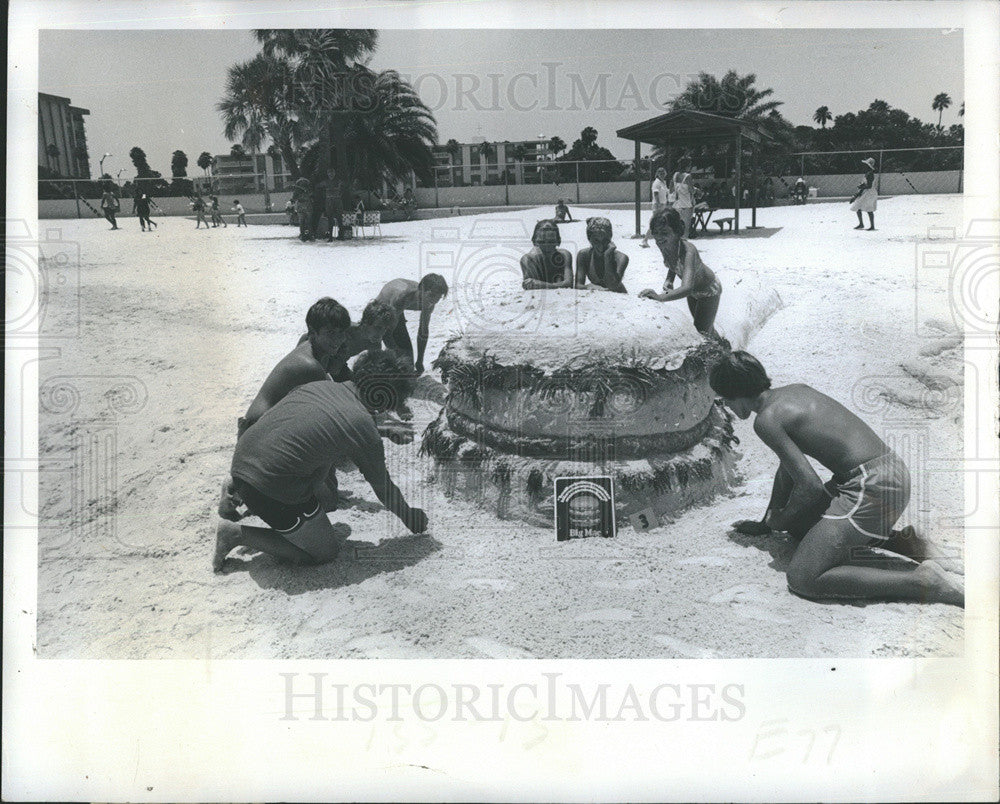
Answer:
[{"xmin": 39, "ymin": 146, "xmax": 962, "ymax": 216}]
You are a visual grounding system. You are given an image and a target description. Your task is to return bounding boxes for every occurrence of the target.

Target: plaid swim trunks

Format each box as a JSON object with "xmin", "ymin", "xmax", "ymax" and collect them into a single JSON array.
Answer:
[{"xmin": 821, "ymin": 452, "xmax": 911, "ymax": 541}]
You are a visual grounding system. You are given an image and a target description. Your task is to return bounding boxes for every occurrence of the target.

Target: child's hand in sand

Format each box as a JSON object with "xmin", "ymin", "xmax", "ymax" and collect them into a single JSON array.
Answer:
[
  {"xmin": 376, "ymin": 412, "xmax": 415, "ymax": 444},
  {"xmin": 733, "ymin": 519, "xmax": 771, "ymax": 536},
  {"xmin": 639, "ymin": 288, "xmax": 658, "ymax": 299},
  {"xmin": 218, "ymin": 477, "xmax": 245, "ymax": 521}
]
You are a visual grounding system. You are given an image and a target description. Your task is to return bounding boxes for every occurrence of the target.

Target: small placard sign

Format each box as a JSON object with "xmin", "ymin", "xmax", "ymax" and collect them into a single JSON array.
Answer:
[
  {"xmin": 554, "ymin": 476, "xmax": 616, "ymax": 541},
  {"xmin": 629, "ymin": 507, "xmax": 659, "ymax": 532}
]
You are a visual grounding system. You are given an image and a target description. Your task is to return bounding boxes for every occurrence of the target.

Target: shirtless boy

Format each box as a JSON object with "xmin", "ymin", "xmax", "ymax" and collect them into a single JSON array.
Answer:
[
  {"xmin": 298, "ymin": 300, "xmax": 398, "ymax": 378},
  {"xmin": 575, "ymin": 216, "xmax": 628, "ymax": 293},
  {"xmin": 639, "ymin": 208, "xmax": 722, "ymax": 336},
  {"xmin": 554, "ymin": 199, "xmax": 574, "ymax": 223},
  {"xmin": 521, "ymin": 219, "xmax": 574, "ymax": 291},
  {"xmin": 709, "ymin": 351, "xmax": 964, "ymax": 606},
  {"xmin": 217, "ymin": 298, "xmax": 351, "ymax": 520},
  {"xmin": 239, "ymin": 297, "xmax": 352, "ymax": 437},
  {"xmin": 374, "ymin": 274, "xmax": 449, "ymax": 375},
  {"xmin": 213, "ymin": 350, "xmax": 427, "ymax": 571}
]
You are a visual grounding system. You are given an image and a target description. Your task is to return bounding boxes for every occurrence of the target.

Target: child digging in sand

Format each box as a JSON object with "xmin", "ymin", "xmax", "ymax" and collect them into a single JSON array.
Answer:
[
  {"xmin": 639, "ymin": 207, "xmax": 722, "ymax": 336},
  {"xmin": 709, "ymin": 350, "xmax": 963, "ymax": 607},
  {"xmin": 213, "ymin": 350, "xmax": 428, "ymax": 571}
]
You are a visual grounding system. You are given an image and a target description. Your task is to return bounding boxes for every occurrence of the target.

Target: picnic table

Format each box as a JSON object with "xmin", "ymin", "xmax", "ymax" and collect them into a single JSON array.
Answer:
[{"xmin": 692, "ymin": 203, "xmax": 716, "ymax": 235}]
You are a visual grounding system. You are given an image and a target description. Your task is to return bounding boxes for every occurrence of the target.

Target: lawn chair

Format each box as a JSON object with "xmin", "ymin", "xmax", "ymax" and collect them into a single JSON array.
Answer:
[
  {"xmin": 359, "ymin": 210, "xmax": 382, "ymax": 238},
  {"xmin": 339, "ymin": 212, "xmax": 358, "ymax": 239}
]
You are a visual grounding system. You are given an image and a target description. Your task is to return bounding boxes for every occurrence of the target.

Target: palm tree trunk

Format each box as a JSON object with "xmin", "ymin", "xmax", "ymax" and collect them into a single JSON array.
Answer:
[{"xmin": 274, "ymin": 137, "xmax": 299, "ymax": 181}]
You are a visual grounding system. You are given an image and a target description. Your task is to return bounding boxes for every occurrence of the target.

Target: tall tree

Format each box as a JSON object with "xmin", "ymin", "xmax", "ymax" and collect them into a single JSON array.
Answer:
[
  {"xmin": 813, "ymin": 106, "xmax": 832, "ymax": 128},
  {"xmin": 661, "ymin": 70, "xmax": 793, "ymax": 176},
  {"xmin": 557, "ymin": 127, "xmax": 621, "ymax": 181},
  {"xmin": 299, "ymin": 65, "xmax": 437, "ymax": 190},
  {"xmin": 197, "ymin": 151, "xmax": 213, "ymax": 176},
  {"xmin": 217, "ymin": 51, "xmax": 305, "ymax": 179},
  {"xmin": 129, "ymin": 146, "xmax": 167, "ymax": 194},
  {"xmin": 171, "ymin": 150, "xmax": 189, "ymax": 177},
  {"xmin": 252, "ymin": 28, "xmax": 379, "ymax": 187},
  {"xmin": 548, "ymin": 135, "xmax": 566, "ymax": 157},
  {"xmin": 932, "ymin": 92, "xmax": 952, "ymax": 127}
]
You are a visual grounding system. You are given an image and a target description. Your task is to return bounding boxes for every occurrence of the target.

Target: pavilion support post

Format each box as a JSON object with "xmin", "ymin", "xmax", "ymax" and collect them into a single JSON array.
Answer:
[
  {"xmin": 734, "ymin": 134, "xmax": 742, "ymax": 233},
  {"xmin": 634, "ymin": 139, "xmax": 641, "ymax": 237},
  {"xmin": 750, "ymin": 143, "xmax": 758, "ymax": 228}
]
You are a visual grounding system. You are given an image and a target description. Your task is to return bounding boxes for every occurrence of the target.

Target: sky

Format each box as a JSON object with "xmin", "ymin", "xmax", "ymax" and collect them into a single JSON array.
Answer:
[{"xmin": 38, "ymin": 28, "xmax": 964, "ymax": 178}]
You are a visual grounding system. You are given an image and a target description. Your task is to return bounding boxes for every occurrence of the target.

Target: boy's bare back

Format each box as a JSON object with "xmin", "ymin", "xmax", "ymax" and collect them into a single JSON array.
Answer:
[
  {"xmin": 376, "ymin": 279, "xmax": 419, "ymax": 311},
  {"xmin": 244, "ymin": 341, "xmax": 329, "ymax": 424},
  {"xmin": 755, "ymin": 384, "xmax": 888, "ymax": 475}
]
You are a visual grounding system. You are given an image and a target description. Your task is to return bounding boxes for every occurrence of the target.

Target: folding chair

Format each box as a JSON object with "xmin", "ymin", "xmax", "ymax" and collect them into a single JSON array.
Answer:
[
  {"xmin": 339, "ymin": 212, "xmax": 357, "ymax": 239},
  {"xmin": 361, "ymin": 210, "xmax": 382, "ymax": 238}
]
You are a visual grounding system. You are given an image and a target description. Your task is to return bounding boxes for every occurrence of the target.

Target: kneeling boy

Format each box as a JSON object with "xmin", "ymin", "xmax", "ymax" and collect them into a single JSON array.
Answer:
[
  {"xmin": 213, "ymin": 349, "xmax": 428, "ymax": 571},
  {"xmin": 709, "ymin": 351, "xmax": 963, "ymax": 606}
]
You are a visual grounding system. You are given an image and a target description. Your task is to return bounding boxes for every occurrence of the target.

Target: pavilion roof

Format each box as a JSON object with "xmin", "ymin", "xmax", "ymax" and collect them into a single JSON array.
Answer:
[{"xmin": 617, "ymin": 109, "xmax": 774, "ymax": 147}]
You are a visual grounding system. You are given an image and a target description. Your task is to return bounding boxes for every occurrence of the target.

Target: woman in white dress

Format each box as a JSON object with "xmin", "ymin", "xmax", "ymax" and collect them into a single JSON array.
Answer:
[{"xmin": 850, "ymin": 157, "xmax": 878, "ymax": 231}]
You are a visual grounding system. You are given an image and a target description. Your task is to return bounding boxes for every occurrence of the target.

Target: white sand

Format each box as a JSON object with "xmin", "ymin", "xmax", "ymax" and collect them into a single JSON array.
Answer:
[
  {"xmin": 37, "ymin": 195, "xmax": 965, "ymax": 658},
  {"xmin": 445, "ymin": 277, "xmax": 781, "ymax": 372}
]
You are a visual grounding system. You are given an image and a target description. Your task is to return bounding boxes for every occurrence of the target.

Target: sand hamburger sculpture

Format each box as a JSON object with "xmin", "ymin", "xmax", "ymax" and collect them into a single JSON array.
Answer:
[{"xmin": 421, "ymin": 221, "xmax": 783, "ymax": 527}]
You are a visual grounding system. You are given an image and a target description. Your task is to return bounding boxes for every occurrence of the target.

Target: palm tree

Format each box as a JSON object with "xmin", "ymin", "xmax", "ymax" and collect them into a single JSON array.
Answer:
[
  {"xmin": 197, "ymin": 151, "xmax": 213, "ymax": 176},
  {"xmin": 171, "ymin": 150, "xmax": 189, "ymax": 177},
  {"xmin": 932, "ymin": 92, "xmax": 952, "ymax": 127},
  {"xmin": 813, "ymin": 106, "xmax": 832, "ymax": 128},
  {"xmin": 868, "ymin": 99, "xmax": 890, "ymax": 116},
  {"xmin": 253, "ymin": 29, "xmax": 379, "ymax": 182},
  {"xmin": 548, "ymin": 135, "xmax": 566, "ymax": 157},
  {"xmin": 317, "ymin": 66, "xmax": 437, "ymax": 191},
  {"xmin": 580, "ymin": 126, "xmax": 598, "ymax": 147},
  {"xmin": 217, "ymin": 52, "xmax": 305, "ymax": 179}
]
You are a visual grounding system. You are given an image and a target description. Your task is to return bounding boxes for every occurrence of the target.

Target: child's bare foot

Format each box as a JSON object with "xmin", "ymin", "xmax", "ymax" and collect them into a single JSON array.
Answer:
[
  {"xmin": 213, "ymin": 520, "xmax": 241, "ymax": 572},
  {"xmin": 883, "ymin": 525, "xmax": 934, "ymax": 562},
  {"xmin": 916, "ymin": 560, "xmax": 964, "ymax": 607}
]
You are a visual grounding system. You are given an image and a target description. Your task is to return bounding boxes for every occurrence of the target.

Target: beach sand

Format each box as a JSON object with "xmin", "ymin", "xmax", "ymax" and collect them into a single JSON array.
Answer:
[{"xmin": 36, "ymin": 195, "xmax": 965, "ymax": 658}]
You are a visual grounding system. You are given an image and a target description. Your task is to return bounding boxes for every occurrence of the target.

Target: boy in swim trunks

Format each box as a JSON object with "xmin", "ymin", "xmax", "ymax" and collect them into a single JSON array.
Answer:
[
  {"xmin": 217, "ymin": 298, "xmax": 352, "ymax": 520},
  {"xmin": 709, "ymin": 350, "xmax": 964, "ymax": 606},
  {"xmin": 639, "ymin": 208, "xmax": 722, "ymax": 336},
  {"xmin": 374, "ymin": 274, "xmax": 449, "ymax": 375},
  {"xmin": 575, "ymin": 217, "xmax": 628, "ymax": 293},
  {"xmin": 213, "ymin": 349, "xmax": 428, "ymax": 570}
]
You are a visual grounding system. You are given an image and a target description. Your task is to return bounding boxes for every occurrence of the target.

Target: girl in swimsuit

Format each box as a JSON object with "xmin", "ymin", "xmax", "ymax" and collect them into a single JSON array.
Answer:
[{"xmin": 639, "ymin": 207, "xmax": 722, "ymax": 336}]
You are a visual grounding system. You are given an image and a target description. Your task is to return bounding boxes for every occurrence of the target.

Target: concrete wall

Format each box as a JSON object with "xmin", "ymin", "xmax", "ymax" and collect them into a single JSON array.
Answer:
[{"xmin": 41, "ymin": 170, "xmax": 963, "ymax": 218}]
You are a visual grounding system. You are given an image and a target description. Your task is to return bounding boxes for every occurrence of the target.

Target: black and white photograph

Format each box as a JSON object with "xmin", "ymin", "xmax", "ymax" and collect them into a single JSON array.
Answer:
[{"xmin": 5, "ymin": 0, "xmax": 999, "ymax": 800}]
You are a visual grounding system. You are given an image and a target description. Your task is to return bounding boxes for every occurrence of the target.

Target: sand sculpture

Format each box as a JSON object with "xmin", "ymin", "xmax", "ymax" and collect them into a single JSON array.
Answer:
[{"xmin": 421, "ymin": 283, "xmax": 782, "ymax": 526}]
